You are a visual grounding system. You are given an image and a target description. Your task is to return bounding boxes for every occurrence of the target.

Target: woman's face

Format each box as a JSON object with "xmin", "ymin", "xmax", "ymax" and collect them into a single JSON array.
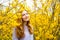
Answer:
[{"xmin": 22, "ymin": 11, "xmax": 30, "ymax": 22}]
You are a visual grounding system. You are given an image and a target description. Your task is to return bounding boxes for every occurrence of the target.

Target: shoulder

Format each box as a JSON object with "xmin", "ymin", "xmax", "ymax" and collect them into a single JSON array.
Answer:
[{"xmin": 12, "ymin": 27, "xmax": 17, "ymax": 32}]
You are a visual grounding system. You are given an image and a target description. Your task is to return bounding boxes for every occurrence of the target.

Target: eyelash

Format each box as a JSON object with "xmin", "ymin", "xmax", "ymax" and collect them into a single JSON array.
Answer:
[
  {"xmin": 22, "ymin": 14, "xmax": 25, "ymax": 16},
  {"xmin": 22, "ymin": 13, "xmax": 28, "ymax": 16}
]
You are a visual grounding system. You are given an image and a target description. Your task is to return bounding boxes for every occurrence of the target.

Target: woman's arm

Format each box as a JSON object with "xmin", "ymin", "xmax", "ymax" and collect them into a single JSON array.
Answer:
[
  {"xmin": 30, "ymin": 34, "xmax": 34, "ymax": 40},
  {"xmin": 12, "ymin": 28, "xmax": 18, "ymax": 40},
  {"xmin": 30, "ymin": 24, "xmax": 34, "ymax": 40}
]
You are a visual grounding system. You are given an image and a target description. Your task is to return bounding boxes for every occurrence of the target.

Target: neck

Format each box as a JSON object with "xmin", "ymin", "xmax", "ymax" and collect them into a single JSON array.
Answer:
[{"xmin": 23, "ymin": 21, "xmax": 27, "ymax": 26}]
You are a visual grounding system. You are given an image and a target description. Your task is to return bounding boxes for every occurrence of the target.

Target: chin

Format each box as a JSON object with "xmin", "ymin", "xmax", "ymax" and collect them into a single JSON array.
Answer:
[{"xmin": 25, "ymin": 20, "xmax": 29, "ymax": 22}]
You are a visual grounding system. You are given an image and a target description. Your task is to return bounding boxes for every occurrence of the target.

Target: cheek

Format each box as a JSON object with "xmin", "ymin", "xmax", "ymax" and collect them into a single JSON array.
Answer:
[
  {"xmin": 28, "ymin": 15, "xmax": 30, "ymax": 19},
  {"xmin": 22, "ymin": 16, "xmax": 26, "ymax": 19}
]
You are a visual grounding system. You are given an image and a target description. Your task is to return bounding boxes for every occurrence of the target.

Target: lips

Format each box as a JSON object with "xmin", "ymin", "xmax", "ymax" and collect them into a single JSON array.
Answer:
[{"xmin": 25, "ymin": 16, "xmax": 28, "ymax": 19}]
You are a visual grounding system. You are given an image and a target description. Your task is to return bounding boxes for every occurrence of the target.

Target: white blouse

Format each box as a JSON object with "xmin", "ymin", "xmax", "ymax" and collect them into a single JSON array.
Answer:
[{"xmin": 12, "ymin": 25, "xmax": 34, "ymax": 40}]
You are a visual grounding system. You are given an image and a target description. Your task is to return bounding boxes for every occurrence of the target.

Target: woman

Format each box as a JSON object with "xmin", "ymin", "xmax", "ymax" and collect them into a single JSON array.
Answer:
[{"xmin": 12, "ymin": 10, "xmax": 34, "ymax": 40}]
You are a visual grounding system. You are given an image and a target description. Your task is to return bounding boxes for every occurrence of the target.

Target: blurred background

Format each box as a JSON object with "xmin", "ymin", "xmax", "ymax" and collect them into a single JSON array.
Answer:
[{"xmin": 0, "ymin": 0, "xmax": 60, "ymax": 40}]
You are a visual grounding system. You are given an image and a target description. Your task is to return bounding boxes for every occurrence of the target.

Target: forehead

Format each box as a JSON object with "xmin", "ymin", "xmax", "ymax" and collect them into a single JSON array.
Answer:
[{"xmin": 22, "ymin": 11, "xmax": 27, "ymax": 14}]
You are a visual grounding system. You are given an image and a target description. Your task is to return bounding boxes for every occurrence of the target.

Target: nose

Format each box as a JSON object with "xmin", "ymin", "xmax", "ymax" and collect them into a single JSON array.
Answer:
[{"xmin": 25, "ymin": 15, "xmax": 28, "ymax": 18}]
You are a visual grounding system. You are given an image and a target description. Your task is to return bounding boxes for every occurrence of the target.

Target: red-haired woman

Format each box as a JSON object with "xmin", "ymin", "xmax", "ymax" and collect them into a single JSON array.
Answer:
[{"xmin": 12, "ymin": 10, "xmax": 34, "ymax": 40}]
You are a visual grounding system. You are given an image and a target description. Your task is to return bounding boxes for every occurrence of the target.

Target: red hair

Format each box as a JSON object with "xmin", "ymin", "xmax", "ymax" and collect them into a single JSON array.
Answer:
[{"xmin": 16, "ymin": 17, "xmax": 33, "ymax": 38}]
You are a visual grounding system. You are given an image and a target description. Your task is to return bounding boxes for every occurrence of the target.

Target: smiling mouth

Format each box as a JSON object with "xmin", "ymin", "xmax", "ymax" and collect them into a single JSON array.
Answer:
[{"xmin": 25, "ymin": 17, "xmax": 28, "ymax": 19}]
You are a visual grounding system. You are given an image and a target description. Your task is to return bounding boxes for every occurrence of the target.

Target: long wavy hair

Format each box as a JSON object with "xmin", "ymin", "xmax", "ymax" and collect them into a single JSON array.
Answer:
[{"xmin": 15, "ymin": 12, "xmax": 33, "ymax": 39}]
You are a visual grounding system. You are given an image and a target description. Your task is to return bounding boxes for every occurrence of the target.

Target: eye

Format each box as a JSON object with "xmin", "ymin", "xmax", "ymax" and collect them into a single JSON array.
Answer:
[
  {"xmin": 26, "ymin": 13, "xmax": 28, "ymax": 15},
  {"xmin": 22, "ymin": 14, "xmax": 25, "ymax": 16}
]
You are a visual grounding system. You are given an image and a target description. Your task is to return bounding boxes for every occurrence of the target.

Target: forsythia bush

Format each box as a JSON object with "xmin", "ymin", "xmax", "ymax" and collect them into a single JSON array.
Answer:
[{"xmin": 0, "ymin": 0, "xmax": 60, "ymax": 40}]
